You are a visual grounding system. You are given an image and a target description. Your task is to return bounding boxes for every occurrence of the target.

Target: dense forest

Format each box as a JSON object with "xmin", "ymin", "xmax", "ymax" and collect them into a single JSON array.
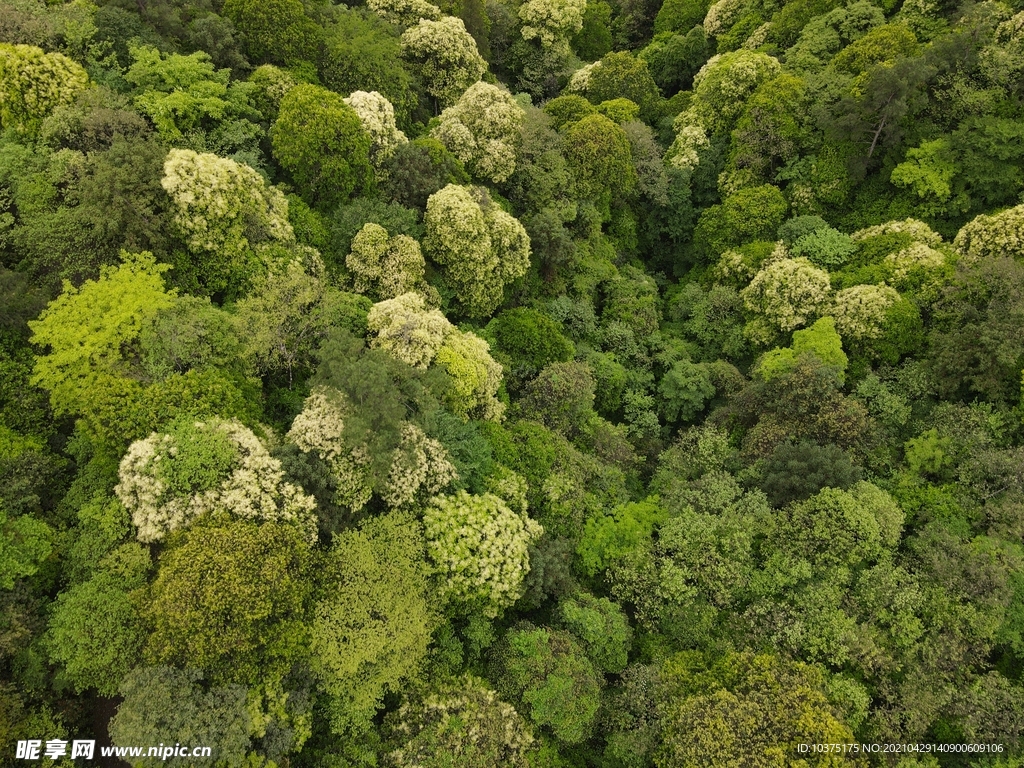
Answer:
[{"xmin": 2, "ymin": 0, "xmax": 1024, "ymax": 764}]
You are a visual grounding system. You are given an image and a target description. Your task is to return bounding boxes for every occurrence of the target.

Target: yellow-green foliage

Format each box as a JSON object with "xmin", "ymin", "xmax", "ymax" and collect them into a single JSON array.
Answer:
[
  {"xmin": 143, "ymin": 517, "xmax": 314, "ymax": 684},
  {"xmin": 434, "ymin": 329, "xmax": 506, "ymax": 420},
  {"xmin": 0, "ymin": 43, "xmax": 88, "ymax": 136},
  {"xmin": 655, "ymin": 651, "xmax": 859, "ymax": 767},
  {"xmin": 424, "ymin": 490, "xmax": 543, "ymax": 616},
  {"xmin": 311, "ymin": 513, "xmax": 436, "ymax": 734},
  {"xmin": 758, "ymin": 316, "xmax": 848, "ymax": 382},
  {"xmin": 29, "ymin": 252, "xmax": 176, "ymax": 422}
]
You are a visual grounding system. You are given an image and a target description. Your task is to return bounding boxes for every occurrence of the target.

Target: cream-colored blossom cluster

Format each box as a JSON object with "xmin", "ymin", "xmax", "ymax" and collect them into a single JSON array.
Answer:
[
  {"xmin": 741, "ymin": 257, "xmax": 832, "ymax": 331},
  {"xmin": 383, "ymin": 424, "xmax": 459, "ymax": 508},
  {"xmin": 288, "ymin": 387, "xmax": 374, "ymax": 509},
  {"xmin": 743, "ymin": 22, "xmax": 772, "ymax": 49},
  {"xmin": 364, "ymin": 291, "xmax": 507, "ymax": 419},
  {"xmin": 287, "ymin": 387, "xmax": 459, "ymax": 513},
  {"xmin": 367, "ymin": 0, "xmax": 441, "ymax": 26},
  {"xmin": 850, "ymin": 218, "xmax": 943, "ymax": 247},
  {"xmin": 518, "ymin": 0, "xmax": 586, "ymax": 47},
  {"xmin": 703, "ymin": 0, "xmax": 745, "ymax": 36},
  {"xmin": 953, "ymin": 203, "xmax": 1024, "ymax": 263},
  {"xmin": 347, "ymin": 223, "xmax": 429, "ymax": 301},
  {"xmin": 831, "ymin": 284, "xmax": 901, "ymax": 340},
  {"xmin": 343, "ymin": 90, "xmax": 408, "ymax": 175},
  {"xmin": 668, "ymin": 50, "xmax": 780, "ymax": 169},
  {"xmin": 286, "ymin": 387, "xmax": 374, "ymax": 511},
  {"xmin": 161, "ymin": 149, "xmax": 293, "ymax": 259},
  {"xmin": 713, "ymin": 248, "xmax": 755, "ymax": 283},
  {"xmin": 423, "ymin": 184, "xmax": 531, "ymax": 318},
  {"xmin": 688, "ymin": 50, "xmax": 781, "ymax": 130},
  {"xmin": 287, "ymin": 386, "xmax": 348, "ymax": 462},
  {"xmin": 668, "ymin": 124, "xmax": 711, "ymax": 171},
  {"xmin": 713, "ymin": 241, "xmax": 787, "ymax": 285},
  {"xmin": 388, "ymin": 676, "xmax": 534, "ymax": 767},
  {"xmin": 400, "ymin": 17, "xmax": 487, "ymax": 107},
  {"xmin": 116, "ymin": 419, "xmax": 317, "ymax": 543},
  {"xmin": 567, "ymin": 61, "xmax": 600, "ymax": 93},
  {"xmin": 424, "ymin": 490, "xmax": 543, "ymax": 617},
  {"xmin": 432, "ymin": 82, "xmax": 524, "ymax": 183},
  {"xmin": 367, "ymin": 292, "xmax": 453, "ymax": 368},
  {"xmin": 996, "ymin": 9, "xmax": 1024, "ymax": 42},
  {"xmin": 883, "ymin": 242, "xmax": 946, "ymax": 286}
]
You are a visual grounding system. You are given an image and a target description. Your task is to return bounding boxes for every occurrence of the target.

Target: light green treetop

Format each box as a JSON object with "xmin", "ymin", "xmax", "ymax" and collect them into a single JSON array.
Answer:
[
  {"xmin": 310, "ymin": 512, "xmax": 437, "ymax": 734},
  {"xmin": 29, "ymin": 252, "xmax": 176, "ymax": 421}
]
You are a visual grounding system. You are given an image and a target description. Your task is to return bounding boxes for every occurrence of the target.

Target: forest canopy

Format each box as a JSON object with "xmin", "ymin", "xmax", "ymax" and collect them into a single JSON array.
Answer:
[{"xmin": 2, "ymin": 0, "xmax": 1024, "ymax": 765}]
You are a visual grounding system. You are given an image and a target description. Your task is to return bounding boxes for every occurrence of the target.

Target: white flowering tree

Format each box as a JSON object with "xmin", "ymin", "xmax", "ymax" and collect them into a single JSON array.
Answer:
[
  {"xmin": 287, "ymin": 386, "xmax": 457, "ymax": 513},
  {"xmin": 367, "ymin": 0, "xmax": 441, "ymax": 26},
  {"xmin": 387, "ymin": 676, "xmax": 536, "ymax": 766},
  {"xmin": 954, "ymin": 203, "xmax": 1024, "ymax": 263},
  {"xmin": 741, "ymin": 257, "xmax": 832, "ymax": 332},
  {"xmin": 423, "ymin": 185, "xmax": 531, "ymax": 318},
  {"xmin": 115, "ymin": 418, "xmax": 317, "ymax": 543},
  {"xmin": 384, "ymin": 424, "xmax": 460, "ymax": 508},
  {"xmin": 424, "ymin": 490, "xmax": 543, "ymax": 617},
  {"xmin": 518, "ymin": 0, "xmax": 586, "ymax": 47},
  {"xmin": 161, "ymin": 149, "xmax": 294, "ymax": 296},
  {"xmin": 286, "ymin": 386, "xmax": 374, "ymax": 511},
  {"xmin": 347, "ymin": 223, "xmax": 429, "ymax": 301},
  {"xmin": 668, "ymin": 50, "xmax": 781, "ymax": 171},
  {"xmin": 367, "ymin": 292, "xmax": 453, "ymax": 368},
  {"xmin": 850, "ymin": 218, "xmax": 948, "ymax": 288},
  {"xmin": 400, "ymin": 17, "xmax": 487, "ymax": 107},
  {"xmin": 831, "ymin": 284, "xmax": 901, "ymax": 341},
  {"xmin": 343, "ymin": 90, "xmax": 408, "ymax": 176},
  {"xmin": 567, "ymin": 61, "xmax": 600, "ymax": 94},
  {"xmin": 431, "ymin": 82, "xmax": 524, "ymax": 184}
]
